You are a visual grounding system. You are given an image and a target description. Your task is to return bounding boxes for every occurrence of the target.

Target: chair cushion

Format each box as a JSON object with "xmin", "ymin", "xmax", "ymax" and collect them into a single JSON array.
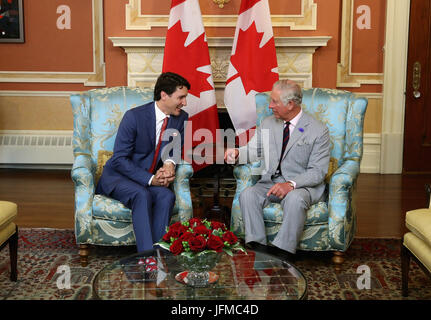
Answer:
[
  {"xmin": 0, "ymin": 201, "xmax": 17, "ymax": 230},
  {"xmin": 405, "ymin": 208, "xmax": 431, "ymax": 247},
  {"xmin": 404, "ymin": 232, "xmax": 431, "ymax": 272},
  {"xmin": 92, "ymin": 195, "xmax": 132, "ymax": 223},
  {"xmin": 263, "ymin": 201, "xmax": 328, "ymax": 226}
]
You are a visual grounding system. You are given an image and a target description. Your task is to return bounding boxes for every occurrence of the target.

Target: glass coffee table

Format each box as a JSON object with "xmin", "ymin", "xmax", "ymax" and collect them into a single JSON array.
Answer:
[{"xmin": 92, "ymin": 248, "xmax": 307, "ymax": 300}]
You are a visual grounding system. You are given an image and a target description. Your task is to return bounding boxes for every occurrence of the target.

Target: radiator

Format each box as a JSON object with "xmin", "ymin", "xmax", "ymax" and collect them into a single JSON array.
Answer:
[{"xmin": 0, "ymin": 131, "xmax": 73, "ymax": 168}]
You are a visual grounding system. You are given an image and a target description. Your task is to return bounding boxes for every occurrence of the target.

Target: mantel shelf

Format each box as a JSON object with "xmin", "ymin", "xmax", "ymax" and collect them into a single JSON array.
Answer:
[{"xmin": 109, "ymin": 36, "xmax": 332, "ymax": 49}]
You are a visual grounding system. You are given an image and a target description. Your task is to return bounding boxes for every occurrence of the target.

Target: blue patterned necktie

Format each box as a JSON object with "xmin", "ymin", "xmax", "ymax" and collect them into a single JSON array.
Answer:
[{"xmin": 277, "ymin": 121, "xmax": 290, "ymax": 173}]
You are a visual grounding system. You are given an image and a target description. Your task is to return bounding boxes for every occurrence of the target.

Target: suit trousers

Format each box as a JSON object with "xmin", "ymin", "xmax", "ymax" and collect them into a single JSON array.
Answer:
[
  {"xmin": 101, "ymin": 178, "xmax": 175, "ymax": 253},
  {"xmin": 239, "ymin": 175, "xmax": 311, "ymax": 254}
]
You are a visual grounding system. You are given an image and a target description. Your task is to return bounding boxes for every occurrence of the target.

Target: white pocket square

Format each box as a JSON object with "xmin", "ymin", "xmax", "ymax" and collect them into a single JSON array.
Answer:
[{"xmin": 297, "ymin": 139, "xmax": 309, "ymax": 146}]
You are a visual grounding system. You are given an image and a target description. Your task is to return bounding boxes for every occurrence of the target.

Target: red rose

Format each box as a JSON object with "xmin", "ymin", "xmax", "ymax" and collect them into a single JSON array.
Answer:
[
  {"xmin": 188, "ymin": 218, "xmax": 203, "ymax": 228},
  {"xmin": 222, "ymin": 231, "xmax": 238, "ymax": 245},
  {"xmin": 179, "ymin": 231, "xmax": 194, "ymax": 242},
  {"xmin": 188, "ymin": 235, "xmax": 207, "ymax": 252},
  {"xmin": 207, "ymin": 234, "xmax": 224, "ymax": 252},
  {"xmin": 163, "ymin": 228, "xmax": 181, "ymax": 242},
  {"xmin": 170, "ymin": 239, "xmax": 184, "ymax": 255},
  {"xmin": 193, "ymin": 225, "xmax": 212, "ymax": 237},
  {"xmin": 211, "ymin": 221, "xmax": 227, "ymax": 231},
  {"xmin": 162, "ymin": 230, "xmax": 172, "ymax": 242},
  {"xmin": 169, "ymin": 222, "xmax": 188, "ymax": 234},
  {"xmin": 169, "ymin": 221, "xmax": 183, "ymax": 231}
]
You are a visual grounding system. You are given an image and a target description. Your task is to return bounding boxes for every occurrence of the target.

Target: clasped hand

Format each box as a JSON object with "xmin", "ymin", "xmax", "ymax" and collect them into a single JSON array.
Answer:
[{"xmin": 151, "ymin": 162, "xmax": 175, "ymax": 187}]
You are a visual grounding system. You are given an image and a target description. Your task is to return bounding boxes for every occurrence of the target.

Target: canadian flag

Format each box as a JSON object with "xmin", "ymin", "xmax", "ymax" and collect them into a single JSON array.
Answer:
[
  {"xmin": 224, "ymin": 0, "xmax": 279, "ymax": 143},
  {"xmin": 163, "ymin": 0, "xmax": 220, "ymax": 171}
]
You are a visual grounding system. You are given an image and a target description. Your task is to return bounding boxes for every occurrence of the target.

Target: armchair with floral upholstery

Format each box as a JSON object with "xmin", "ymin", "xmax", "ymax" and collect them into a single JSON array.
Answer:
[
  {"xmin": 230, "ymin": 88, "xmax": 368, "ymax": 268},
  {"xmin": 70, "ymin": 86, "xmax": 193, "ymax": 267}
]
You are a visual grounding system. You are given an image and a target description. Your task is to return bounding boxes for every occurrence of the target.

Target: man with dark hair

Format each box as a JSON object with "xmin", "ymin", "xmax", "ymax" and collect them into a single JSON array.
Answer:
[{"xmin": 96, "ymin": 72, "xmax": 190, "ymax": 253}]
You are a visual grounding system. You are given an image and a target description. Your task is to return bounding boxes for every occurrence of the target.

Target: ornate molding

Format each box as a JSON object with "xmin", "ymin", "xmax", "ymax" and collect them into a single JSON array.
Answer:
[
  {"xmin": 125, "ymin": 0, "xmax": 317, "ymax": 30},
  {"xmin": 110, "ymin": 36, "xmax": 330, "ymax": 106},
  {"xmin": 336, "ymin": 0, "xmax": 383, "ymax": 87},
  {"xmin": 0, "ymin": 0, "xmax": 105, "ymax": 86}
]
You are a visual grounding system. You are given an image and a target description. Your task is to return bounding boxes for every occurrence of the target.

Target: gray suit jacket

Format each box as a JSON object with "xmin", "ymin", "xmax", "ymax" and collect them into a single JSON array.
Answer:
[{"xmin": 238, "ymin": 111, "xmax": 330, "ymax": 203}]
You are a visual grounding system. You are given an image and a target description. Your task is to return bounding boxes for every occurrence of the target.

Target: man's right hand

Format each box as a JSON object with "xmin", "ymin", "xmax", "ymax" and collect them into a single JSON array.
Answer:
[
  {"xmin": 151, "ymin": 168, "xmax": 175, "ymax": 187},
  {"xmin": 224, "ymin": 148, "xmax": 239, "ymax": 164}
]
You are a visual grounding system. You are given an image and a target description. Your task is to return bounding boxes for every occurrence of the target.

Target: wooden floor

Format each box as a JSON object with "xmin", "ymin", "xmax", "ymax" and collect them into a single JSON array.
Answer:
[{"xmin": 0, "ymin": 168, "xmax": 430, "ymax": 238}]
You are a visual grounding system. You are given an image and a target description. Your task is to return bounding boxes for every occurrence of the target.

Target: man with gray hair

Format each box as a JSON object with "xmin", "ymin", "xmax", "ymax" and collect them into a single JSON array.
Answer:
[{"xmin": 224, "ymin": 79, "xmax": 330, "ymax": 259}]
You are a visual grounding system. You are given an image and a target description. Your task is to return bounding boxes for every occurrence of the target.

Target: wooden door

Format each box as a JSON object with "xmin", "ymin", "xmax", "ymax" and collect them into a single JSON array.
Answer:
[{"xmin": 403, "ymin": 0, "xmax": 431, "ymax": 173}]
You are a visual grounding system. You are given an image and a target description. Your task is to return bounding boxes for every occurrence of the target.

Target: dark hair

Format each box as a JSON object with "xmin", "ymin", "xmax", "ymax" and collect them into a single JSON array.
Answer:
[{"xmin": 154, "ymin": 72, "xmax": 191, "ymax": 101}]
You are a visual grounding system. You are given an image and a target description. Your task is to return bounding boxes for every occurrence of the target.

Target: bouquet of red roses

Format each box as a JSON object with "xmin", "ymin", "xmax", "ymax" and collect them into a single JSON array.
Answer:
[{"xmin": 156, "ymin": 218, "xmax": 246, "ymax": 257}]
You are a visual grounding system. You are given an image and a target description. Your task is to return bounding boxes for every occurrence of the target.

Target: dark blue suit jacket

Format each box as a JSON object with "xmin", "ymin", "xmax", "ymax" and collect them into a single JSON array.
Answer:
[{"xmin": 96, "ymin": 101, "xmax": 189, "ymax": 196}]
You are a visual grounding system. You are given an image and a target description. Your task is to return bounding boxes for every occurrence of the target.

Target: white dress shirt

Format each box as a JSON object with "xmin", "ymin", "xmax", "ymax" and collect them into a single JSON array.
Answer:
[{"xmin": 148, "ymin": 102, "xmax": 174, "ymax": 186}]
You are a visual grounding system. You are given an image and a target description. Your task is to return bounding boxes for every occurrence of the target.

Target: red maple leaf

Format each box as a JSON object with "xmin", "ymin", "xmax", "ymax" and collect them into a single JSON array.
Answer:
[
  {"xmin": 228, "ymin": 22, "xmax": 279, "ymax": 94},
  {"xmin": 163, "ymin": 21, "xmax": 214, "ymax": 98}
]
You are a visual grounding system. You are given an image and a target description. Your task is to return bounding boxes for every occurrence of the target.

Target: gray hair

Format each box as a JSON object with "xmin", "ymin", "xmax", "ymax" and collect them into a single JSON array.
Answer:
[{"xmin": 273, "ymin": 80, "xmax": 303, "ymax": 106}]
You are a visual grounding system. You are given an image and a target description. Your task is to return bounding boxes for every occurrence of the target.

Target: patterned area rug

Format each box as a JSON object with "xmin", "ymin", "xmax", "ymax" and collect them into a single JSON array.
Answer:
[{"xmin": 0, "ymin": 228, "xmax": 430, "ymax": 300}]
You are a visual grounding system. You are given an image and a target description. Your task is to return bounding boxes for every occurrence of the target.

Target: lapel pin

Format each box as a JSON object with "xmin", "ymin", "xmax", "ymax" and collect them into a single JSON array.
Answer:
[{"xmin": 298, "ymin": 128, "xmax": 304, "ymax": 133}]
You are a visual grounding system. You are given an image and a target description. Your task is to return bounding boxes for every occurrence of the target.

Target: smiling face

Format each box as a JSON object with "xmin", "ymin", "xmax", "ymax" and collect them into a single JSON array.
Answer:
[{"xmin": 159, "ymin": 86, "xmax": 188, "ymax": 116}]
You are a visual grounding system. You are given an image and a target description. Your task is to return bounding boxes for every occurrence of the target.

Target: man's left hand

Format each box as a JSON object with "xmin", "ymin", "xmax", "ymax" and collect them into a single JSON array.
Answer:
[
  {"xmin": 267, "ymin": 182, "xmax": 294, "ymax": 200},
  {"xmin": 154, "ymin": 162, "xmax": 176, "ymax": 187}
]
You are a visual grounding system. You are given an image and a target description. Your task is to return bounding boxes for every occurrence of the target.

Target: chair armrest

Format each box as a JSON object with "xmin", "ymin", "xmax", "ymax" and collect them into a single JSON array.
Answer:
[
  {"xmin": 233, "ymin": 162, "xmax": 261, "ymax": 196},
  {"xmin": 172, "ymin": 161, "xmax": 194, "ymax": 222},
  {"xmin": 71, "ymin": 154, "xmax": 95, "ymax": 243},
  {"xmin": 230, "ymin": 162, "xmax": 261, "ymax": 236},
  {"xmin": 327, "ymin": 159, "xmax": 360, "ymax": 250},
  {"xmin": 71, "ymin": 154, "xmax": 95, "ymax": 187}
]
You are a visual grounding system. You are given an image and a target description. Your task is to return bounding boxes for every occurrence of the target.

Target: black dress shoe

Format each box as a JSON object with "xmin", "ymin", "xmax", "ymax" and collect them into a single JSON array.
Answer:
[
  {"xmin": 281, "ymin": 251, "xmax": 296, "ymax": 263},
  {"xmin": 246, "ymin": 241, "xmax": 268, "ymax": 252}
]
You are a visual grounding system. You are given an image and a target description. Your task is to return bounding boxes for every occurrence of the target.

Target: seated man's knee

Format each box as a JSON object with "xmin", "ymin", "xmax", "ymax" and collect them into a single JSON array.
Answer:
[
  {"xmin": 133, "ymin": 188, "xmax": 151, "ymax": 204},
  {"xmin": 283, "ymin": 190, "xmax": 309, "ymax": 209}
]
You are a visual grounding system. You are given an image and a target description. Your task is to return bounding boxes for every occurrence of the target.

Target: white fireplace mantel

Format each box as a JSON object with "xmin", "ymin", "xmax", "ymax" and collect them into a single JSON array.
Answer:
[
  {"xmin": 109, "ymin": 36, "xmax": 331, "ymax": 107},
  {"xmin": 110, "ymin": 36, "xmax": 331, "ymax": 49}
]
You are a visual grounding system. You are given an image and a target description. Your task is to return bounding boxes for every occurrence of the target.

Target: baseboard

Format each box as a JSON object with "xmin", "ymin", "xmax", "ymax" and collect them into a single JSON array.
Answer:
[{"xmin": 361, "ymin": 133, "xmax": 381, "ymax": 173}]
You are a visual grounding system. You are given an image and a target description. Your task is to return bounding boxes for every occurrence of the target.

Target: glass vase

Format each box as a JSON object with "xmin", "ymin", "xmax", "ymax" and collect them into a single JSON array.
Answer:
[{"xmin": 176, "ymin": 251, "xmax": 221, "ymax": 287}]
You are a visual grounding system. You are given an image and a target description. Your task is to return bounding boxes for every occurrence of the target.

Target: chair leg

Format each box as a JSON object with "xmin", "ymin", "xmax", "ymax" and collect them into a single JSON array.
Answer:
[
  {"xmin": 79, "ymin": 244, "xmax": 90, "ymax": 267},
  {"xmin": 401, "ymin": 242, "xmax": 410, "ymax": 297},
  {"xmin": 332, "ymin": 251, "xmax": 345, "ymax": 272},
  {"xmin": 9, "ymin": 226, "xmax": 18, "ymax": 282}
]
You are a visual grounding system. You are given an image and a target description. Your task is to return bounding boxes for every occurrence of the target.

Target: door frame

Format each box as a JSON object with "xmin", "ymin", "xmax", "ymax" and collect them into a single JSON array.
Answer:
[{"xmin": 380, "ymin": 0, "xmax": 411, "ymax": 173}]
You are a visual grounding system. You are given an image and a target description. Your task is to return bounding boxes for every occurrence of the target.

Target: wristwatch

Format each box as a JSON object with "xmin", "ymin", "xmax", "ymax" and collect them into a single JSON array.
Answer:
[{"xmin": 287, "ymin": 181, "xmax": 295, "ymax": 189}]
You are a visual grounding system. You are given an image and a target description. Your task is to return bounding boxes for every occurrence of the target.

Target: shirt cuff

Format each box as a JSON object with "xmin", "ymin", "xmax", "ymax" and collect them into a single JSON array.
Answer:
[
  {"xmin": 148, "ymin": 175, "xmax": 154, "ymax": 186},
  {"xmin": 287, "ymin": 180, "xmax": 296, "ymax": 189},
  {"xmin": 164, "ymin": 159, "xmax": 176, "ymax": 167}
]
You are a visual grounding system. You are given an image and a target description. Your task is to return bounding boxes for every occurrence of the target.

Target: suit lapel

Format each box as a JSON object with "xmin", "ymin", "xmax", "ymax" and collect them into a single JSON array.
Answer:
[
  {"xmin": 148, "ymin": 102, "xmax": 157, "ymax": 148},
  {"xmin": 282, "ymin": 112, "xmax": 310, "ymax": 159},
  {"xmin": 272, "ymin": 119, "xmax": 284, "ymax": 163}
]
